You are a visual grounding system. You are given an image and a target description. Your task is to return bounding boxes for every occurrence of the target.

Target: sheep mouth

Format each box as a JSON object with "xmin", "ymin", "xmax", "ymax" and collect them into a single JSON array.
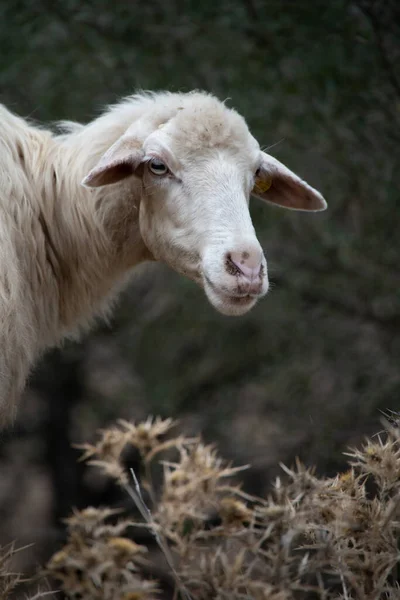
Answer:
[
  {"xmin": 204, "ymin": 275, "xmax": 261, "ymax": 301},
  {"xmin": 225, "ymin": 294, "xmax": 254, "ymax": 305},
  {"xmin": 202, "ymin": 275, "xmax": 260, "ymax": 316},
  {"xmin": 216, "ymin": 290, "xmax": 256, "ymax": 308}
]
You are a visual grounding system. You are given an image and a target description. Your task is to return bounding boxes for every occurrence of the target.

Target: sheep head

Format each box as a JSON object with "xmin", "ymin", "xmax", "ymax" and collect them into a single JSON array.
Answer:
[{"xmin": 82, "ymin": 93, "xmax": 326, "ymax": 317}]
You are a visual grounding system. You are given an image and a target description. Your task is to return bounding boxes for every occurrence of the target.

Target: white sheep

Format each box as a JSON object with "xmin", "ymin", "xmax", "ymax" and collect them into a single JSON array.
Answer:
[{"xmin": 0, "ymin": 90, "xmax": 326, "ymax": 425}]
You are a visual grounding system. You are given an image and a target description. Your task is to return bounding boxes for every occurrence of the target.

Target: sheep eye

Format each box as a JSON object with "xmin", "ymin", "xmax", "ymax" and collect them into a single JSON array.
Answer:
[
  {"xmin": 255, "ymin": 167, "xmax": 261, "ymax": 177},
  {"xmin": 149, "ymin": 159, "xmax": 168, "ymax": 176}
]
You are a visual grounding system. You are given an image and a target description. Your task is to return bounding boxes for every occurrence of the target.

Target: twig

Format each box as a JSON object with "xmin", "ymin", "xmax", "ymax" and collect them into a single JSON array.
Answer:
[
  {"xmin": 26, "ymin": 591, "xmax": 59, "ymax": 599},
  {"xmin": 340, "ymin": 571, "xmax": 350, "ymax": 600},
  {"xmin": 124, "ymin": 468, "xmax": 192, "ymax": 600}
]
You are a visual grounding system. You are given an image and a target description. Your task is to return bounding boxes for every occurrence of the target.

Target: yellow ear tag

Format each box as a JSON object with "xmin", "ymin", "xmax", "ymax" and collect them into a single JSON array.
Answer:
[{"xmin": 254, "ymin": 176, "xmax": 272, "ymax": 194}]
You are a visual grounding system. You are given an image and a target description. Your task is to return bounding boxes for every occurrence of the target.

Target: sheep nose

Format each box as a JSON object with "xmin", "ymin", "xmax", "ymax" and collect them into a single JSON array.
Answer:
[{"xmin": 229, "ymin": 248, "xmax": 263, "ymax": 280}]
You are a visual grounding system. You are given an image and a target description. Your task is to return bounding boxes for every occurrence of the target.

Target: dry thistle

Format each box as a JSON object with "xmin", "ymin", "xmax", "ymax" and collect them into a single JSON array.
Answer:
[
  {"xmin": 46, "ymin": 506, "xmax": 158, "ymax": 599},
  {"xmin": 218, "ymin": 497, "xmax": 253, "ymax": 528},
  {"xmin": 0, "ymin": 542, "xmax": 23, "ymax": 600},
  {"xmin": 77, "ymin": 416, "xmax": 178, "ymax": 484},
  {"xmin": 46, "ymin": 414, "xmax": 400, "ymax": 600},
  {"xmin": 159, "ymin": 443, "xmax": 249, "ymax": 530},
  {"xmin": 345, "ymin": 433, "xmax": 400, "ymax": 495},
  {"xmin": 0, "ymin": 543, "xmax": 55, "ymax": 600}
]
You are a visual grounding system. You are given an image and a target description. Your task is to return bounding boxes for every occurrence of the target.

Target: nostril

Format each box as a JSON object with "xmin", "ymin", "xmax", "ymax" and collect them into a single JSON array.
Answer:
[{"xmin": 228, "ymin": 250, "xmax": 263, "ymax": 280}]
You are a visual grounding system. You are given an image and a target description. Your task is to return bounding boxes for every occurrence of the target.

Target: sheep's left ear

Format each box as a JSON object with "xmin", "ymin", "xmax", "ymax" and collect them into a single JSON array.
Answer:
[
  {"xmin": 252, "ymin": 152, "xmax": 327, "ymax": 212},
  {"xmin": 81, "ymin": 136, "xmax": 145, "ymax": 188}
]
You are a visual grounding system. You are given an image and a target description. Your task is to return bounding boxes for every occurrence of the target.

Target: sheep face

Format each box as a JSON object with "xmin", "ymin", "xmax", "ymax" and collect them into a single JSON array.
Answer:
[
  {"xmin": 83, "ymin": 96, "xmax": 326, "ymax": 317},
  {"xmin": 137, "ymin": 145, "xmax": 268, "ymax": 317}
]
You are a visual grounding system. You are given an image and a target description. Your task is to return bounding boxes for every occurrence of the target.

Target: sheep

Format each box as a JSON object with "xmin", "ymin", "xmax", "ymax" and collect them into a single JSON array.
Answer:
[{"xmin": 0, "ymin": 90, "xmax": 327, "ymax": 425}]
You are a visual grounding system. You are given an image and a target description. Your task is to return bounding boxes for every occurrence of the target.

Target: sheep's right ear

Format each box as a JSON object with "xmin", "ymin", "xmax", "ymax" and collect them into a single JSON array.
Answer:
[{"xmin": 82, "ymin": 137, "xmax": 145, "ymax": 187}]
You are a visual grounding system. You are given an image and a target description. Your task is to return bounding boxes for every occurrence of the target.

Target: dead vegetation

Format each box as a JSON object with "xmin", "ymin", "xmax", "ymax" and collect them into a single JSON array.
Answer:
[{"xmin": 3, "ymin": 413, "xmax": 400, "ymax": 599}]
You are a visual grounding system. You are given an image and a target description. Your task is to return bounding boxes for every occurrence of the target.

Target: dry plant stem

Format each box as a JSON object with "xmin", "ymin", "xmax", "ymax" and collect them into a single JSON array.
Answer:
[
  {"xmin": 126, "ymin": 468, "xmax": 192, "ymax": 600},
  {"xmin": 28, "ymin": 591, "xmax": 58, "ymax": 599},
  {"xmin": 1, "ymin": 543, "xmax": 57, "ymax": 600},
  {"xmin": 340, "ymin": 570, "xmax": 349, "ymax": 600}
]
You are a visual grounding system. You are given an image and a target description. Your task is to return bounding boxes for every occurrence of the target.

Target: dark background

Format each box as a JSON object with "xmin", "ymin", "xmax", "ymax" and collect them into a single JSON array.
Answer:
[{"xmin": 0, "ymin": 0, "xmax": 399, "ymax": 591}]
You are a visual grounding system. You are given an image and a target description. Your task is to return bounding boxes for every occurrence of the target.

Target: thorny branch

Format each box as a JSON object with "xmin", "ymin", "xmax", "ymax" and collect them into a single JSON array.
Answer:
[{"xmin": 125, "ymin": 469, "xmax": 192, "ymax": 600}]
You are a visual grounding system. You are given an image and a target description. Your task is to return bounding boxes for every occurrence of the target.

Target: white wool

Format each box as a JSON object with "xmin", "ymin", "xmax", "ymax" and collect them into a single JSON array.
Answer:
[{"xmin": 0, "ymin": 96, "xmax": 151, "ymax": 423}]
